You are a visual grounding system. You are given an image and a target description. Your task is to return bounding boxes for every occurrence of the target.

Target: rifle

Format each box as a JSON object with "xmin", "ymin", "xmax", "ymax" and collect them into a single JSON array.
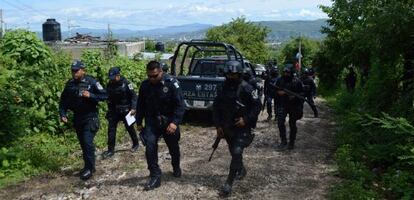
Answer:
[
  {"xmin": 209, "ymin": 100, "xmax": 246, "ymax": 162},
  {"xmin": 270, "ymin": 83, "xmax": 317, "ymax": 116},
  {"xmin": 208, "ymin": 137, "xmax": 221, "ymax": 162}
]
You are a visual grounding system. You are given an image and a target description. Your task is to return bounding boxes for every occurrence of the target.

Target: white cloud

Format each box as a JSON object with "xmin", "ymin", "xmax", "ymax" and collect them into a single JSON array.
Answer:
[{"xmin": 298, "ymin": 9, "xmax": 327, "ymax": 19}]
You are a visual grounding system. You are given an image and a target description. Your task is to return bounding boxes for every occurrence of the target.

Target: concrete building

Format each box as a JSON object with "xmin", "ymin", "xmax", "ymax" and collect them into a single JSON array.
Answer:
[{"xmin": 47, "ymin": 41, "xmax": 145, "ymax": 60}]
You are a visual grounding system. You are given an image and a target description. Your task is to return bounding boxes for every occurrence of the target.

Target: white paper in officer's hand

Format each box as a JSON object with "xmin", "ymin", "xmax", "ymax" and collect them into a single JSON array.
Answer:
[{"xmin": 125, "ymin": 111, "xmax": 136, "ymax": 126}]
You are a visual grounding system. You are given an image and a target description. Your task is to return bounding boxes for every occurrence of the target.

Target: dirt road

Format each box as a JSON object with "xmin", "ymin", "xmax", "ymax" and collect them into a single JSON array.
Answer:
[{"xmin": 0, "ymin": 98, "xmax": 337, "ymax": 200}]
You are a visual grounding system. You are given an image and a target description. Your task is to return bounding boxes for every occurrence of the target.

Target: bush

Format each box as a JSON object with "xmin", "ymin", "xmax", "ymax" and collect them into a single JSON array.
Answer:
[
  {"xmin": 0, "ymin": 30, "xmax": 148, "ymax": 188},
  {"xmin": 330, "ymin": 95, "xmax": 414, "ymax": 199}
]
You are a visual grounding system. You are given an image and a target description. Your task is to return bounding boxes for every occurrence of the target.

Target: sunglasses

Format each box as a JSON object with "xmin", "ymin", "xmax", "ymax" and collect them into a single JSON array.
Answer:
[
  {"xmin": 71, "ymin": 69, "xmax": 80, "ymax": 73},
  {"xmin": 147, "ymin": 73, "xmax": 160, "ymax": 79}
]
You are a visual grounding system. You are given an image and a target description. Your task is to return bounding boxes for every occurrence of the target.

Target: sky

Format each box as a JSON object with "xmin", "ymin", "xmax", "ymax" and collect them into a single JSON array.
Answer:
[{"xmin": 0, "ymin": 0, "xmax": 332, "ymax": 31}]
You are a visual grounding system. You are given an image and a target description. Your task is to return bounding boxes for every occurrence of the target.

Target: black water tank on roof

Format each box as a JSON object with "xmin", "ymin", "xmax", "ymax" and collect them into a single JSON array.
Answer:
[
  {"xmin": 42, "ymin": 18, "xmax": 61, "ymax": 42},
  {"xmin": 155, "ymin": 42, "xmax": 165, "ymax": 52}
]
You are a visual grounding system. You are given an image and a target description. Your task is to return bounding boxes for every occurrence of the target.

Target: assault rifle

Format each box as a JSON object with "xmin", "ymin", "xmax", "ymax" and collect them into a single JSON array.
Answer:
[
  {"xmin": 269, "ymin": 83, "xmax": 317, "ymax": 116},
  {"xmin": 208, "ymin": 101, "xmax": 246, "ymax": 162}
]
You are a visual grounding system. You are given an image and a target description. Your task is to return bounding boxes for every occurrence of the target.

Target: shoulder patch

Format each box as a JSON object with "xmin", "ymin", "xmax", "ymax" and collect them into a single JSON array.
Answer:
[
  {"xmin": 128, "ymin": 83, "xmax": 134, "ymax": 90},
  {"xmin": 96, "ymin": 82, "xmax": 104, "ymax": 90},
  {"xmin": 173, "ymin": 82, "xmax": 180, "ymax": 89},
  {"xmin": 251, "ymin": 89, "xmax": 259, "ymax": 99}
]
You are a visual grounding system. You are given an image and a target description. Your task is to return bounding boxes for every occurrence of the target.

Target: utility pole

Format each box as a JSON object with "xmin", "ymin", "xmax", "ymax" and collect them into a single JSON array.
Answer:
[
  {"xmin": 67, "ymin": 19, "xmax": 79, "ymax": 38},
  {"xmin": 298, "ymin": 36, "xmax": 302, "ymax": 71},
  {"xmin": 0, "ymin": 9, "xmax": 4, "ymax": 38}
]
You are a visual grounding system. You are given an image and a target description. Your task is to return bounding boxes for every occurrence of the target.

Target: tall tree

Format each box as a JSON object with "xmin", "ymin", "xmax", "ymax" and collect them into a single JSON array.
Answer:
[{"xmin": 206, "ymin": 17, "xmax": 270, "ymax": 64}]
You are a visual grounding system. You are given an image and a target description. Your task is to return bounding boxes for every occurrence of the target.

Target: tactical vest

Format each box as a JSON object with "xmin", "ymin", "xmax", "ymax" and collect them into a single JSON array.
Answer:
[
  {"xmin": 107, "ymin": 81, "xmax": 130, "ymax": 107},
  {"xmin": 65, "ymin": 76, "xmax": 98, "ymax": 115}
]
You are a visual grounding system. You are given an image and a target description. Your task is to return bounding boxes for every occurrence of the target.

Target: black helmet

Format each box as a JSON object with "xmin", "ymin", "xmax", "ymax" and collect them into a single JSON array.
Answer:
[
  {"xmin": 283, "ymin": 64, "xmax": 294, "ymax": 73},
  {"xmin": 224, "ymin": 60, "xmax": 243, "ymax": 74},
  {"xmin": 302, "ymin": 67, "xmax": 310, "ymax": 75},
  {"xmin": 161, "ymin": 62, "xmax": 169, "ymax": 72},
  {"xmin": 270, "ymin": 66, "xmax": 278, "ymax": 74},
  {"xmin": 308, "ymin": 68, "xmax": 315, "ymax": 75}
]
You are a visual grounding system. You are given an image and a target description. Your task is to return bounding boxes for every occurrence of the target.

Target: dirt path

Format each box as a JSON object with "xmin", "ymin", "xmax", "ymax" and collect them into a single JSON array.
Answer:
[{"xmin": 0, "ymin": 98, "xmax": 337, "ymax": 200}]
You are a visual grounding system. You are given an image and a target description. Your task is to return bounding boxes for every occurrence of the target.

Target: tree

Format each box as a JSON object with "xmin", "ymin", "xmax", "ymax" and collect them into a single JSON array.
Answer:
[
  {"xmin": 319, "ymin": 0, "xmax": 414, "ymax": 115},
  {"xmin": 278, "ymin": 37, "xmax": 320, "ymax": 68},
  {"xmin": 144, "ymin": 39, "xmax": 156, "ymax": 52},
  {"xmin": 206, "ymin": 17, "xmax": 271, "ymax": 64}
]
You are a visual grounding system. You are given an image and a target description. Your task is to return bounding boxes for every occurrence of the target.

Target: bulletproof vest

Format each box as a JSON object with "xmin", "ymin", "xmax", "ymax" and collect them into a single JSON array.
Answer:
[
  {"xmin": 144, "ymin": 76, "xmax": 176, "ymax": 118},
  {"xmin": 302, "ymin": 77, "xmax": 312, "ymax": 94},
  {"xmin": 65, "ymin": 76, "xmax": 97, "ymax": 114},
  {"xmin": 220, "ymin": 81, "xmax": 245, "ymax": 128},
  {"xmin": 277, "ymin": 76, "xmax": 302, "ymax": 106},
  {"xmin": 107, "ymin": 79, "xmax": 130, "ymax": 107}
]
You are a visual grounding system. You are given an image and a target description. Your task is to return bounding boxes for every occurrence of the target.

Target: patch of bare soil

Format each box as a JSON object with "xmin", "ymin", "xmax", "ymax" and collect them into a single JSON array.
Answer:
[{"xmin": 0, "ymin": 98, "xmax": 337, "ymax": 200}]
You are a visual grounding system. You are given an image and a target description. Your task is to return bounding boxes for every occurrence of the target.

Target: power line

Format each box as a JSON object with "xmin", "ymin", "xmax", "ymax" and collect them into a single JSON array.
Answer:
[{"xmin": 13, "ymin": 0, "xmax": 49, "ymax": 16}]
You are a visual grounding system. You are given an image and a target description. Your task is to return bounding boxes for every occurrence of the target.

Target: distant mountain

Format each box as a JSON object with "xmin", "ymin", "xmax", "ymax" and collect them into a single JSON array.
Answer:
[
  {"xmin": 61, "ymin": 23, "xmax": 213, "ymax": 40},
  {"xmin": 255, "ymin": 19, "xmax": 327, "ymax": 41},
  {"xmin": 38, "ymin": 20, "xmax": 326, "ymax": 42},
  {"xmin": 139, "ymin": 23, "xmax": 213, "ymax": 36}
]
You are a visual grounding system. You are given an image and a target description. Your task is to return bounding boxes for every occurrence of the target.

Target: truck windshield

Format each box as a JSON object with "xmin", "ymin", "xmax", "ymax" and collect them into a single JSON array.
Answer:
[{"xmin": 190, "ymin": 60, "xmax": 225, "ymax": 76}]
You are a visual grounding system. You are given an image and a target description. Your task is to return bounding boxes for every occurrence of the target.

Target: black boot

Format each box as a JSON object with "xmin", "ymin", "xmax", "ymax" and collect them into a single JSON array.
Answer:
[
  {"xmin": 277, "ymin": 139, "xmax": 287, "ymax": 150},
  {"xmin": 80, "ymin": 169, "xmax": 94, "ymax": 180},
  {"xmin": 220, "ymin": 169, "xmax": 237, "ymax": 196},
  {"xmin": 173, "ymin": 166, "xmax": 182, "ymax": 178},
  {"xmin": 102, "ymin": 150, "xmax": 114, "ymax": 159},
  {"xmin": 144, "ymin": 176, "xmax": 161, "ymax": 191},
  {"xmin": 220, "ymin": 183, "xmax": 232, "ymax": 196}
]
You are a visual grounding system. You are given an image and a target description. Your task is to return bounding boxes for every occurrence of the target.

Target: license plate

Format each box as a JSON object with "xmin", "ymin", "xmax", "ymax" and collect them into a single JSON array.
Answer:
[{"xmin": 193, "ymin": 100, "xmax": 205, "ymax": 108}]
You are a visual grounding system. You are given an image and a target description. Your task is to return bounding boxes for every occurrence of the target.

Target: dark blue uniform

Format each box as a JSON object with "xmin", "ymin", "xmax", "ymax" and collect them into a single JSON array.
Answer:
[
  {"xmin": 213, "ymin": 80, "xmax": 261, "ymax": 183},
  {"xmin": 264, "ymin": 76, "xmax": 279, "ymax": 119},
  {"xmin": 106, "ymin": 76, "xmax": 139, "ymax": 152},
  {"xmin": 136, "ymin": 74, "xmax": 185, "ymax": 178},
  {"xmin": 59, "ymin": 75, "xmax": 107, "ymax": 171},
  {"xmin": 302, "ymin": 76, "xmax": 318, "ymax": 117},
  {"xmin": 275, "ymin": 76, "xmax": 303, "ymax": 148}
]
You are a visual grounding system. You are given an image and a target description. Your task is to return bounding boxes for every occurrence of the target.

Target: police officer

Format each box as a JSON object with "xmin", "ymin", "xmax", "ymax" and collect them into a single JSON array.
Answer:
[
  {"xmin": 263, "ymin": 66, "xmax": 279, "ymax": 120},
  {"xmin": 301, "ymin": 68, "xmax": 318, "ymax": 118},
  {"xmin": 136, "ymin": 60, "xmax": 185, "ymax": 191},
  {"xmin": 243, "ymin": 67, "xmax": 262, "ymax": 97},
  {"xmin": 275, "ymin": 64, "xmax": 304, "ymax": 150},
  {"xmin": 59, "ymin": 60, "xmax": 107, "ymax": 180},
  {"xmin": 213, "ymin": 61, "xmax": 261, "ymax": 196},
  {"xmin": 102, "ymin": 67, "xmax": 139, "ymax": 159},
  {"xmin": 345, "ymin": 67, "xmax": 357, "ymax": 92}
]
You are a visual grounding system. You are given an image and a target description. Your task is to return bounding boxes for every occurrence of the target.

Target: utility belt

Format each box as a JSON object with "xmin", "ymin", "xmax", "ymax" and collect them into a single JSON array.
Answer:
[
  {"xmin": 223, "ymin": 126, "xmax": 255, "ymax": 147},
  {"xmin": 147, "ymin": 114, "xmax": 170, "ymax": 130},
  {"xmin": 115, "ymin": 105, "xmax": 130, "ymax": 114}
]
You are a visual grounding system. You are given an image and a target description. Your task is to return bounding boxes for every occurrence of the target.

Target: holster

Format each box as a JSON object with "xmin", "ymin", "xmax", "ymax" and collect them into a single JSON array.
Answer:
[
  {"xmin": 157, "ymin": 115, "xmax": 169, "ymax": 130},
  {"xmin": 115, "ymin": 105, "xmax": 130, "ymax": 115}
]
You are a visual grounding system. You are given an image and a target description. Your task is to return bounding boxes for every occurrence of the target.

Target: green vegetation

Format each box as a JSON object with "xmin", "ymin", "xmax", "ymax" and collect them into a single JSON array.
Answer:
[
  {"xmin": 206, "ymin": 17, "xmax": 271, "ymax": 64},
  {"xmin": 316, "ymin": 0, "xmax": 414, "ymax": 199},
  {"xmin": 0, "ymin": 29, "xmax": 147, "ymax": 188},
  {"xmin": 277, "ymin": 37, "xmax": 321, "ymax": 67}
]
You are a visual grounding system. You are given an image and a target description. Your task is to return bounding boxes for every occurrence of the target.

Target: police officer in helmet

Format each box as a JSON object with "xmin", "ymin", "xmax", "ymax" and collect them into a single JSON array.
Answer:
[
  {"xmin": 264, "ymin": 66, "xmax": 279, "ymax": 120},
  {"xmin": 59, "ymin": 60, "xmax": 107, "ymax": 180},
  {"xmin": 301, "ymin": 68, "xmax": 318, "ymax": 117},
  {"xmin": 136, "ymin": 60, "xmax": 185, "ymax": 191},
  {"xmin": 102, "ymin": 67, "xmax": 139, "ymax": 159},
  {"xmin": 213, "ymin": 60, "xmax": 261, "ymax": 196},
  {"xmin": 275, "ymin": 64, "xmax": 304, "ymax": 150}
]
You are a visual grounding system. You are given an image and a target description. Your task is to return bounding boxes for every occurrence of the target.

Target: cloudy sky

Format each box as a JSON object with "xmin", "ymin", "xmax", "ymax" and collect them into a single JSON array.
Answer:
[{"xmin": 0, "ymin": 0, "xmax": 332, "ymax": 31}]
